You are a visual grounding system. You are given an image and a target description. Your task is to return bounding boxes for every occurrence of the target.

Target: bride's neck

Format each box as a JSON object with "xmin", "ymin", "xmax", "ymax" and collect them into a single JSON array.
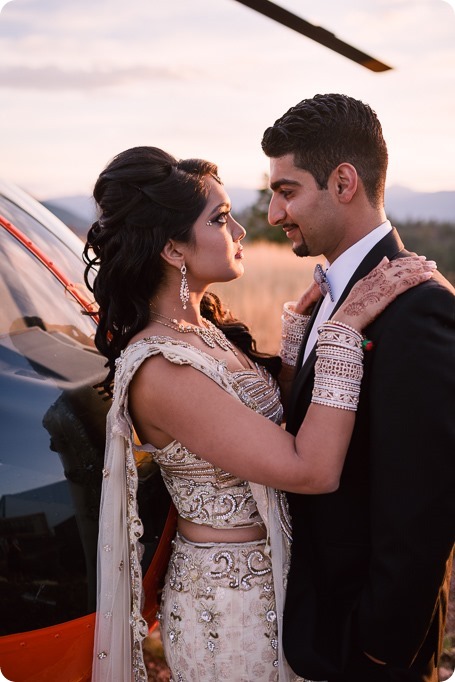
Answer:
[{"xmin": 149, "ymin": 287, "xmax": 207, "ymax": 327}]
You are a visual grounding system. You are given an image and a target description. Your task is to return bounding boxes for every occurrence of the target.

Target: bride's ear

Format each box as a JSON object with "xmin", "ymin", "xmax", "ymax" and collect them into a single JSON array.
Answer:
[{"xmin": 160, "ymin": 239, "xmax": 185, "ymax": 269}]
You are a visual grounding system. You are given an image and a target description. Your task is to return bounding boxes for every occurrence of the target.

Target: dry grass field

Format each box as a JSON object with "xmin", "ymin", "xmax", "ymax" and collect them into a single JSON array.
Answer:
[{"xmin": 210, "ymin": 242, "xmax": 322, "ymax": 355}]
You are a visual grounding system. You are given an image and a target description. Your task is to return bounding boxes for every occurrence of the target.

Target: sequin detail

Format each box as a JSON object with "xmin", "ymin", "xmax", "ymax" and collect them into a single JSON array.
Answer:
[
  {"xmin": 108, "ymin": 337, "xmax": 291, "ymax": 682},
  {"xmin": 160, "ymin": 534, "xmax": 279, "ymax": 680},
  {"xmin": 133, "ymin": 341, "xmax": 284, "ymax": 533}
]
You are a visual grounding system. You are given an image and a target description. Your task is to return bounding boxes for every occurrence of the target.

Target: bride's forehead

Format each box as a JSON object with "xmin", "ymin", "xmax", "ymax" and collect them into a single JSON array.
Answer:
[{"xmin": 206, "ymin": 181, "xmax": 230, "ymax": 207}]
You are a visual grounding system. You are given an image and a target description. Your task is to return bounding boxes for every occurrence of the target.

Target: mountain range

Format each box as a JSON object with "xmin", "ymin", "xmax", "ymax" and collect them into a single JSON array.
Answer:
[{"xmin": 42, "ymin": 185, "xmax": 455, "ymax": 239}]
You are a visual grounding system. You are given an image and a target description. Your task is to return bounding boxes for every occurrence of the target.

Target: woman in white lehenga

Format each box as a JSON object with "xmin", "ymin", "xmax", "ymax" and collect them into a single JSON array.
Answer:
[{"xmin": 83, "ymin": 147, "xmax": 434, "ymax": 682}]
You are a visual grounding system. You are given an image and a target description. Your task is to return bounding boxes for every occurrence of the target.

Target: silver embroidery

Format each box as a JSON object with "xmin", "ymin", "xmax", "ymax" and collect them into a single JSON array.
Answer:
[
  {"xmin": 161, "ymin": 534, "xmax": 279, "ymax": 679},
  {"xmin": 110, "ymin": 337, "xmax": 287, "ymax": 682}
]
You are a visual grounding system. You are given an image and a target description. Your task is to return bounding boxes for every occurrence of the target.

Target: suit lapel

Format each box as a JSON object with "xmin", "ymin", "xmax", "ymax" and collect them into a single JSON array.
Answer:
[
  {"xmin": 331, "ymin": 228, "xmax": 405, "ymax": 314},
  {"xmin": 289, "ymin": 229, "xmax": 405, "ymax": 419}
]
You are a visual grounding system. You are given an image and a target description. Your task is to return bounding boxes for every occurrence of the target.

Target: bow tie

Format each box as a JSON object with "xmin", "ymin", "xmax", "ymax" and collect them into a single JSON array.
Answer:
[{"xmin": 314, "ymin": 264, "xmax": 334, "ymax": 302}]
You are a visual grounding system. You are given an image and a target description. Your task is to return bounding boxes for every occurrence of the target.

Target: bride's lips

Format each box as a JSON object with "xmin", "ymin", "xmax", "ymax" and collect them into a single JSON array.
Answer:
[{"xmin": 235, "ymin": 245, "xmax": 244, "ymax": 259}]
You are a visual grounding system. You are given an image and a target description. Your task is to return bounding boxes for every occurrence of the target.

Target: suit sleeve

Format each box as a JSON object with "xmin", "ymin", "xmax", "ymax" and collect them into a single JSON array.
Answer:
[{"xmin": 357, "ymin": 278, "xmax": 455, "ymax": 666}]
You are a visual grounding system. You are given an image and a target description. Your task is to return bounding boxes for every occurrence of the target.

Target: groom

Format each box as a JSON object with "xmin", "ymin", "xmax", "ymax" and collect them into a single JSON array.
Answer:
[{"xmin": 262, "ymin": 94, "xmax": 455, "ymax": 682}]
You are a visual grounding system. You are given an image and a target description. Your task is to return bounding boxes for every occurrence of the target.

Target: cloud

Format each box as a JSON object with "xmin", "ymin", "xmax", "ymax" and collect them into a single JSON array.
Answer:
[{"xmin": 0, "ymin": 63, "xmax": 185, "ymax": 90}]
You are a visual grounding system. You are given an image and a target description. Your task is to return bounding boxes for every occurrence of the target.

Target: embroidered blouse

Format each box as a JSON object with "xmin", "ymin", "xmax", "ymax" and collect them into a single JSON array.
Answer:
[{"xmin": 92, "ymin": 337, "xmax": 292, "ymax": 682}]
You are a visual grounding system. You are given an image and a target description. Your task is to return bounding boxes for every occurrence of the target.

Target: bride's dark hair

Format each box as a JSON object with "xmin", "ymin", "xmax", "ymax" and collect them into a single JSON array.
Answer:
[{"xmin": 83, "ymin": 146, "xmax": 280, "ymax": 391}]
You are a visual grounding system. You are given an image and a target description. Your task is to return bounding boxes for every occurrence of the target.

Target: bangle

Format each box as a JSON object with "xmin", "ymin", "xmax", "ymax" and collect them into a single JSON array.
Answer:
[
  {"xmin": 327, "ymin": 319, "xmax": 363, "ymax": 336},
  {"xmin": 312, "ymin": 320, "xmax": 364, "ymax": 411},
  {"xmin": 317, "ymin": 320, "xmax": 363, "ymax": 350},
  {"xmin": 280, "ymin": 301, "xmax": 310, "ymax": 367}
]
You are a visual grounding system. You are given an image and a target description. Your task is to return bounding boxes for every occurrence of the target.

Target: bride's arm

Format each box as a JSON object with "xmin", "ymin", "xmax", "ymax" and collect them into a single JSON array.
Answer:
[
  {"xmin": 129, "ymin": 257, "xmax": 434, "ymax": 494},
  {"xmin": 277, "ymin": 279, "xmax": 320, "ymax": 413},
  {"xmin": 130, "ymin": 354, "xmax": 355, "ymax": 493}
]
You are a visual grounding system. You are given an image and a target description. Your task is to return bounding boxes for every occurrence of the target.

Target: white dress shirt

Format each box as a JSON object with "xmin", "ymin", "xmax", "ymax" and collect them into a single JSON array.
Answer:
[{"xmin": 302, "ymin": 220, "xmax": 392, "ymax": 364}]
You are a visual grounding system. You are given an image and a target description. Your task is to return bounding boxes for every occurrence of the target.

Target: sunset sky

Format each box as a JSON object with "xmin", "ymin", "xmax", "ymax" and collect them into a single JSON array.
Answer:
[{"xmin": 1, "ymin": 0, "xmax": 454, "ymax": 199}]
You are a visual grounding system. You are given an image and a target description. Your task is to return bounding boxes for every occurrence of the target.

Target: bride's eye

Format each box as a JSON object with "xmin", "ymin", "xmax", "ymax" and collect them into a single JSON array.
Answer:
[{"xmin": 207, "ymin": 212, "xmax": 230, "ymax": 226}]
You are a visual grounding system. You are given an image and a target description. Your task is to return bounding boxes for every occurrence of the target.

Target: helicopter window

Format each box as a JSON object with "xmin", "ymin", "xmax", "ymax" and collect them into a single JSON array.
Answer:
[
  {"xmin": 0, "ymin": 226, "xmax": 109, "ymax": 635},
  {"xmin": 0, "ymin": 222, "xmax": 170, "ymax": 636},
  {"xmin": 0, "ymin": 195, "xmax": 93, "ymax": 302}
]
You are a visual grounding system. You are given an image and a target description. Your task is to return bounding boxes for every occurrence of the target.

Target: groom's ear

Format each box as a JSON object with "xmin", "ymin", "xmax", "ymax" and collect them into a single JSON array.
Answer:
[{"xmin": 330, "ymin": 163, "xmax": 358, "ymax": 203}]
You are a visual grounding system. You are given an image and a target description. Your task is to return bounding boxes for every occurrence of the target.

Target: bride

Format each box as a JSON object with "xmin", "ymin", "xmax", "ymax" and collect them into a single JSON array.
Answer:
[{"xmin": 83, "ymin": 146, "xmax": 434, "ymax": 682}]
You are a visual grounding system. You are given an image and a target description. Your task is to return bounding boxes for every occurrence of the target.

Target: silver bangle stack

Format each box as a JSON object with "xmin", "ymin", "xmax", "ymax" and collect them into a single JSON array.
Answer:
[
  {"xmin": 312, "ymin": 320, "xmax": 364, "ymax": 411},
  {"xmin": 280, "ymin": 301, "xmax": 311, "ymax": 367}
]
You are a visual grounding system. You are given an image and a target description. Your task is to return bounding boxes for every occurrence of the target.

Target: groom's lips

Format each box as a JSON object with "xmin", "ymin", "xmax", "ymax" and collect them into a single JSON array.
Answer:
[{"xmin": 283, "ymin": 224, "xmax": 299, "ymax": 237}]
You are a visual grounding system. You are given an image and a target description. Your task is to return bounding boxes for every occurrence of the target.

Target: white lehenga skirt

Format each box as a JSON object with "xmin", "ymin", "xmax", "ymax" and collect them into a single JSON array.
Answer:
[{"xmin": 158, "ymin": 533, "xmax": 280, "ymax": 682}]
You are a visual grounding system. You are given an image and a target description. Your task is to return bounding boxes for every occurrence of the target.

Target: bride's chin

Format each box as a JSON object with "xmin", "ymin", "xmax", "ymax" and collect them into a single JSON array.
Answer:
[{"xmin": 223, "ymin": 264, "xmax": 245, "ymax": 281}]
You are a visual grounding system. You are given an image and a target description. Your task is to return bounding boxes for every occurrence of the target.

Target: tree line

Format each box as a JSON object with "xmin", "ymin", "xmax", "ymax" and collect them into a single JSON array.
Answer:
[{"xmin": 238, "ymin": 183, "xmax": 455, "ymax": 284}]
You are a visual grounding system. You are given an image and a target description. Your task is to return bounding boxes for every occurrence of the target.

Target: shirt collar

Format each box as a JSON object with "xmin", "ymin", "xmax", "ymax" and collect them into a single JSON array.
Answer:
[{"xmin": 324, "ymin": 221, "xmax": 392, "ymax": 302}]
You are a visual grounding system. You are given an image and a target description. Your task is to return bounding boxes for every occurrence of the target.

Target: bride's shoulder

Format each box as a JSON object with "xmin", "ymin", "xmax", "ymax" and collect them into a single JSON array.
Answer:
[{"xmin": 120, "ymin": 335, "xmax": 223, "ymax": 376}]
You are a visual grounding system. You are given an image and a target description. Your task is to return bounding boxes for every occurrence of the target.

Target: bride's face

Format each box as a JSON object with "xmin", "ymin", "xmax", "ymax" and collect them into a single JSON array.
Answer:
[{"xmin": 185, "ymin": 177, "xmax": 246, "ymax": 287}]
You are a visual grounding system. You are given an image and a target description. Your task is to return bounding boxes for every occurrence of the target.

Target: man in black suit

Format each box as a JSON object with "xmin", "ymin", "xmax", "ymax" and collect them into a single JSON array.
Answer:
[{"xmin": 261, "ymin": 94, "xmax": 455, "ymax": 682}]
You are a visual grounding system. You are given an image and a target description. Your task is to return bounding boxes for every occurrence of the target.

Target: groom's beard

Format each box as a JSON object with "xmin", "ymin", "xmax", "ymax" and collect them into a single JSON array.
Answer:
[{"xmin": 293, "ymin": 240, "xmax": 310, "ymax": 258}]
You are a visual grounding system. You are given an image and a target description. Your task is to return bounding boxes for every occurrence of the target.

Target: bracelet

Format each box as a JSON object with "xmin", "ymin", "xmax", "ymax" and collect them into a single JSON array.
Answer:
[
  {"xmin": 325, "ymin": 319, "xmax": 363, "ymax": 340},
  {"xmin": 312, "ymin": 320, "xmax": 364, "ymax": 411},
  {"xmin": 280, "ymin": 301, "xmax": 311, "ymax": 367},
  {"xmin": 317, "ymin": 320, "xmax": 363, "ymax": 351}
]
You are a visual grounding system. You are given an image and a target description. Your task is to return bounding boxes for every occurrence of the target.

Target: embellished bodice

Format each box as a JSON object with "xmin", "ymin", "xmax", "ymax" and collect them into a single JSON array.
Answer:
[
  {"xmin": 131, "ymin": 344, "xmax": 284, "ymax": 529},
  {"xmin": 94, "ymin": 336, "xmax": 292, "ymax": 682}
]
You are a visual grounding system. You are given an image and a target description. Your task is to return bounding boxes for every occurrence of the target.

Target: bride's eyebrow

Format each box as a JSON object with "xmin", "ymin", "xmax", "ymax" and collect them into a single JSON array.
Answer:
[{"xmin": 208, "ymin": 202, "xmax": 231, "ymax": 217}]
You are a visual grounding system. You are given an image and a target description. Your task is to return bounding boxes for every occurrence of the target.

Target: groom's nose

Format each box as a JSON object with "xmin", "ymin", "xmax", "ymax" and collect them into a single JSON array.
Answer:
[{"xmin": 268, "ymin": 193, "xmax": 286, "ymax": 226}]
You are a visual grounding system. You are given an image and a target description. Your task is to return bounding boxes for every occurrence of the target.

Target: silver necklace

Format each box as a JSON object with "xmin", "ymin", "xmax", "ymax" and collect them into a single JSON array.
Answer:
[{"xmin": 150, "ymin": 311, "xmax": 238, "ymax": 355}]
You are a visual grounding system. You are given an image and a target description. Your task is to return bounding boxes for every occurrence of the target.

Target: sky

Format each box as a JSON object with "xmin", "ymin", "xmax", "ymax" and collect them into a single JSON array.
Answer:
[{"xmin": 0, "ymin": 0, "xmax": 454, "ymax": 200}]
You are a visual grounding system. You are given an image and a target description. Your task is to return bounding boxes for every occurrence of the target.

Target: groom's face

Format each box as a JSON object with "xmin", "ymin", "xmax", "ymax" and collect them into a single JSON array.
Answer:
[{"xmin": 268, "ymin": 154, "xmax": 341, "ymax": 260}]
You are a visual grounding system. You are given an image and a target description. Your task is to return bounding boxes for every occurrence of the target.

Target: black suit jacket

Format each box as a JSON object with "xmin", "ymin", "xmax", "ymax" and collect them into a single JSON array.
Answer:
[{"xmin": 284, "ymin": 229, "xmax": 455, "ymax": 681}]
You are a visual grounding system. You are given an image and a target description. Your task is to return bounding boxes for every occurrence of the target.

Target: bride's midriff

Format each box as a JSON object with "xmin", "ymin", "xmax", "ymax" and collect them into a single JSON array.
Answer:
[{"xmin": 177, "ymin": 516, "xmax": 267, "ymax": 543}]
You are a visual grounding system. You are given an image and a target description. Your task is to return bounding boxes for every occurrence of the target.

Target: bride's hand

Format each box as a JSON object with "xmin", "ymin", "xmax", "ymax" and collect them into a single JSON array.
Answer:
[
  {"xmin": 334, "ymin": 255, "xmax": 436, "ymax": 332},
  {"xmin": 294, "ymin": 279, "xmax": 321, "ymax": 315}
]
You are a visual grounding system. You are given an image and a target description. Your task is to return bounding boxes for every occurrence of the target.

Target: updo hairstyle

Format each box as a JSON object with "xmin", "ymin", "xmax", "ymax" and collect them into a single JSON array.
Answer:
[{"xmin": 83, "ymin": 146, "xmax": 280, "ymax": 391}]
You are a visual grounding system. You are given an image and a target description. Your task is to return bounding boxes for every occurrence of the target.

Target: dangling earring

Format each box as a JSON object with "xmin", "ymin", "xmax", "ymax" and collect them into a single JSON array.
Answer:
[{"xmin": 180, "ymin": 263, "xmax": 189, "ymax": 310}]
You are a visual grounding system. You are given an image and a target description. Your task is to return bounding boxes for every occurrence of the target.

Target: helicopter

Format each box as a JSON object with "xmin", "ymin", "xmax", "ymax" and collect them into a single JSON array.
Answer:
[
  {"xmin": 232, "ymin": 0, "xmax": 392, "ymax": 72},
  {"xmin": 0, "ymin": 4, "xmax": 391, "ymax": 681},
  {"xmin": 0, "ymin": 180, "xmax": 175, "ymax": 681}
]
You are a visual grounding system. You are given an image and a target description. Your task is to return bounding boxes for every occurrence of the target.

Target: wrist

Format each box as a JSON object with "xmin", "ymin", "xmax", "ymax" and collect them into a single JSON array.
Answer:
[
  {"xmin": 312, "ymin": 320, "xmax": 364, "ymax": 411},
  {"xmin": 322, "ymin": 319, "xmax": 363, "ymax": 346},
  {"xmin": 280, "ymin": 302, "xmax": 311, "ymax": 367},
  {"xmin": 294, "ymin": 300, "xmax": 317, "ymax": 316},
  {"xmin": 331, "ymin": 310, "xmax": 364, "ymax": 333},
  {"xmin": 283, "ymin": 301, "xmax": 310, "ymax": 319}
]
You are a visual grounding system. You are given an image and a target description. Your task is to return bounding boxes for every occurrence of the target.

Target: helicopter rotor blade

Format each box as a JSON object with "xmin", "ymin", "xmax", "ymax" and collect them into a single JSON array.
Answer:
[{"xmin": 232, "ymin": 0, "xmax": 392, "ymax": 72}]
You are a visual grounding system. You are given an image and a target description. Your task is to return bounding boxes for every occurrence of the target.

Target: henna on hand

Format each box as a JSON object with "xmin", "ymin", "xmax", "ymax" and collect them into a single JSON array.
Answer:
[
  {"xmin": 336, "ymin": 256, "xmax": 436, "ymax": 330},
  {"xmin": 342, "ymin": 267, "xmax": 396, "ymax": 316}
]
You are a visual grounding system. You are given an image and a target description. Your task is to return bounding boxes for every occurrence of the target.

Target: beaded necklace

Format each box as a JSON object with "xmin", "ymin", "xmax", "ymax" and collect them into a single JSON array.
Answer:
[{"xmin": 150, "ymin": 312, "xmax": 238, "ymax": 356}]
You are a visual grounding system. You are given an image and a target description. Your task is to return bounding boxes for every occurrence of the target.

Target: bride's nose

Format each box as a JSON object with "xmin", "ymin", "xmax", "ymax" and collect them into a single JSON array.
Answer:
[{"xmin": 231, "ymin": 217, "xmax": 246, "ymax": 241}]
